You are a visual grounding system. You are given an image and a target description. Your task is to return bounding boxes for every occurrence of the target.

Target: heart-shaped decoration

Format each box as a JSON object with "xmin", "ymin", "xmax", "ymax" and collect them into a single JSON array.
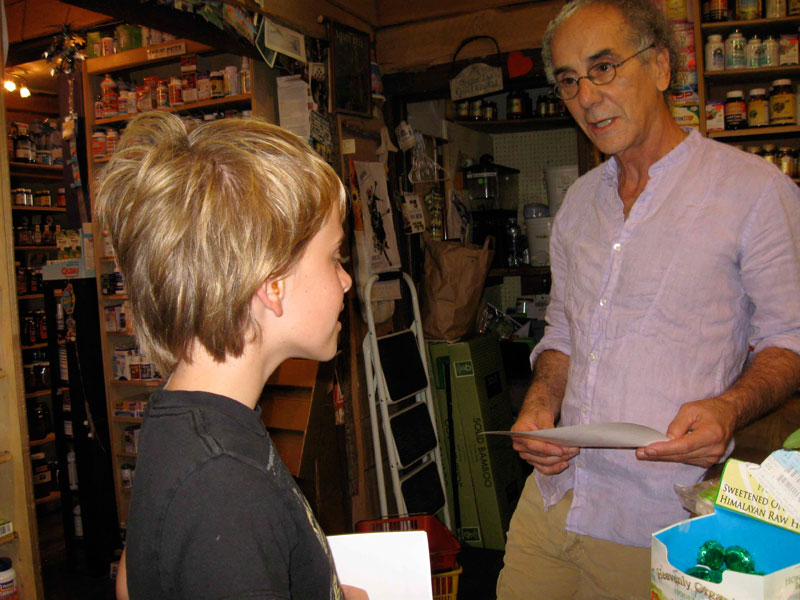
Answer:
[{"xmin": 507, "ymin": 51, "xmax": 533, "ymax": 79}]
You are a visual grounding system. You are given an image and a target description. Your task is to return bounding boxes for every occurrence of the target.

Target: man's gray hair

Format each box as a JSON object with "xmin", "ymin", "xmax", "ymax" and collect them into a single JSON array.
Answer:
[{"xmin": 542, "ymin": 0, "xmax": 682, "ymax": 98}]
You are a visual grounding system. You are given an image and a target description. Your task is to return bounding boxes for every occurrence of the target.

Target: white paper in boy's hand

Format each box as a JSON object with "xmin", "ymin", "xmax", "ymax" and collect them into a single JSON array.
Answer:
[
  {"xmin": 327, "ymin": 531, "xmax": 433, "ymax": 600},
  {"xmin": 484, "ymin": 422, "xmax": 669, "ymax": 448}
]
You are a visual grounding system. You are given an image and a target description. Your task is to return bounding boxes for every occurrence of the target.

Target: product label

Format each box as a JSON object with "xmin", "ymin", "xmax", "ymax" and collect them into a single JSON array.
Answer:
[
  {"xmin": 771, "ymin": 92, "xmax": 796, "ymax": 124},
  {"xmin": 747, "ymin": 98, "xmax": 769, "ymax": 126}
]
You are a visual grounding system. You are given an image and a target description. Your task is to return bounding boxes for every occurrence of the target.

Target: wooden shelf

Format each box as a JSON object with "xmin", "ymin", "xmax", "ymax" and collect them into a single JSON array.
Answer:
[
  {"xmin": 86, "ymin": 39, "xmax": 213, "ymax": 75},
  {"xmin": 704, "ymin": 65, "xmax": 800, "ymax": 84},
  {"xmin": 94, "ymin": 94, "xmax": 253, "ymax": 129},
  {"xmin": 449, "ymin": 116, "xmax": 575, "ymax": 134},
  {"xmin": 34, "ymin": 491, "xmax": 61, "ymax": 505},
  {"xmin": 112, "ymin": 416, "xmax": 143, "ymax": 424},
  {"xmin": 709, "ymin": 125, "xmax": 800, "ymax": 139},
  {"xmin": 111, "ymin": 379, "xmax": 164, "ymax": 387},
  {"xmin": 700, "ymin": 15, "xmax": 800, "ymax": 33},
  {"xmin": 25, "ymin": 389, "xmax": 52, "ymax": 399},
  {"xmin": 14, "ymin": 245, "xmax": 57, "ymax": 251},
  {"xmin": 105, "ymin": 294, "xmax": 128, "ymax": 300},
  {"xmin": 8, "ymin": 162, "xmax": 64, "ymax": 180},
  {"xmin": 29, "ymin": 432, "xmax": 56, "ymax": 447},
  {"xmin": 0, "ymin": 531, "xmax": 16, "ymax": 546},
  {"xmin": 0, "ymin": 451, "xmax": 11, "ymax": 464},
  {"xmin": 11, "ymin": 206, "xmax": 66, "ymax": 213},
  {"xmin": 17, "ymin": 294, "xmax": 44, "ymax": 301},
  {"xmin": 21, "ymin": 342, "xmax": 47, "ymax": 350}
]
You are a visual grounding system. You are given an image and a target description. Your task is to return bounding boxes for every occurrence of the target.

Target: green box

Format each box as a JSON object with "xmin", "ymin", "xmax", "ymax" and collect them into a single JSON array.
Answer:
[{"xmin": 427, "ymin": 335, "xmax": 525, "ymax": 551}]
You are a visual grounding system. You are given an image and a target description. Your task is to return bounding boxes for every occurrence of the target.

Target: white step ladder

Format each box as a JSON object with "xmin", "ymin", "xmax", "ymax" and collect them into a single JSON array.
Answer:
[{"xmin": 362, "ymin": 272, "xmax": 450, "ymax": 528}]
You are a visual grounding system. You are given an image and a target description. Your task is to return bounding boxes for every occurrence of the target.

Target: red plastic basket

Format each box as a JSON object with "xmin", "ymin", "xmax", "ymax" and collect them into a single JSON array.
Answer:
[{"xmin": 355, "ymin": 515, "xmax": 460, "ymax": 572}]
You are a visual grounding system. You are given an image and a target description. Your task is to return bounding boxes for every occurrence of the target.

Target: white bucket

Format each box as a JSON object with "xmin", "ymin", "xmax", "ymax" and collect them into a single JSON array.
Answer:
[
  {"xmin": 526, "ymin": 216, "xmax": 553, "ymax": 266},
  {"xmin": 544, "ymin": 165, "xmax": 579, "ymax": 216}
]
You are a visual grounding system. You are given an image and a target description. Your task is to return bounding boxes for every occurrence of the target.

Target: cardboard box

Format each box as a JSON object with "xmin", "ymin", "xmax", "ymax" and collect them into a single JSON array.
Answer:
[
  {"xmin": 670, "ymin": 103, "xmax": 700, "ymax": 128},
  {"xmin": 427, "ymin": 336, "xmax": 526, "ymax": 551},
  {"xmin": 706, "ymin": 100, "xmax": 725, "ymax": 132},
  {"xmin": 651, "ymin": 450, "xmax": 800, "ymax": 600}
]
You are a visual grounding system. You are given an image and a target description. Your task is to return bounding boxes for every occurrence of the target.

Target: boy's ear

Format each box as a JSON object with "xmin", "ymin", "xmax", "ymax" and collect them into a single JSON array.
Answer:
[{"xmin": 255, "ymin": 279, "xmax": 284, "ymax": 317}]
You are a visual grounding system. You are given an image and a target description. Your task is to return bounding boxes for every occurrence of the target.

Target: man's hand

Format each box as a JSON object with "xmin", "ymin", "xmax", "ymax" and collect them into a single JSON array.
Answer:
[
  {"xmin": 341, "ymin": 584, "xmax": 370, "ymax": 599},
  {"xmin": 635, "ymin": 396, "xmax": 736, "ymax": 468},
  {"xmin": 511, "ymin": 402, "xmax": 578, "ymax": 475}
]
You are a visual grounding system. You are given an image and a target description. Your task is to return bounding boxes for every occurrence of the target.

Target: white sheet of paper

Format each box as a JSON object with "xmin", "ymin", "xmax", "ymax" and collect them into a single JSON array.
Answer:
[
  {"xmin": 485, "ymin": 422, "xmax": 669, "ymax": 448},
  {"xmin": 327, "ymin": 531, "xmax": 433, "ymax": 600},
  {"xmin": 277, "ymin": 75, "xmax": 311, "ymax": 140}
]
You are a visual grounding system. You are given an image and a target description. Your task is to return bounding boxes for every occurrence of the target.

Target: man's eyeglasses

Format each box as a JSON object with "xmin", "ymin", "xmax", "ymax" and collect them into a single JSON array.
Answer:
[{"xmin": 553, "ymin": 44, "xmax": 657, "ymax": 100}]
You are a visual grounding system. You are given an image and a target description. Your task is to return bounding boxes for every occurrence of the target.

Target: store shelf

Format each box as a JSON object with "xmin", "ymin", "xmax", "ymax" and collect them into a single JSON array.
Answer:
[
  {"xmin": 111, "ymin": 379, "xmax": 164, "ymax": 387},
  {"xmin": 105, "ymin": 293, "xmax": 128, "ymax": 300},
  {"xmin": 0, "ymin": 531, "xmax": 16, "ymax": 546},
  {"xmin": 112, "ymin": 416, "xmax": 143, "ymax": 424},
  {"xmin": 25, "ymin": 389, "xmax": 51, "ymax": 399},
  {"xmin": 11, "ymin": 206, "xmax": 66, "ymax": 213},
  {"xmin": 17, "ymin": 293, "xmax": 44, "ymax": 301},
  {"xmin": 14, "ymin": 245, "xmax": 57, "ymax": 251},
  {"xmin": 29, "ymin": 433, "xmax": 56, "ymax": 447},
  {"xmin": 21, "ymin": 342, "xmax": 47, "ymax": 350},
  {"xmin": 449, "ymin": 116, "xmax": 575, "ymax": 134},
  {"xmin": 95, "ymin": 93, "xmax": 253, "ymax": 127},
  {"xmin": 700, "ymin": 15, "xmax": 800, "ymax": 34},
  {"xmin": 708, "ymin": 125, "xmax": 800, "ymax": 139},
  {"xmin": 86, "ymin": 38, "xmax": 213, "ymax": 75},
  {"xmin": 34, "ymin": 491, "xmax": 61, "ymax": 505},
  {"xmin": 8, "ymin": 162, "xmax": 65, "ymax": 180},
  {"xmin": 0, "ymin": 451, "xmax": 11, "ymax": 464},
  {"xmin": 704, "ymin": 65, "xmax": 800, "ymax": 84}
]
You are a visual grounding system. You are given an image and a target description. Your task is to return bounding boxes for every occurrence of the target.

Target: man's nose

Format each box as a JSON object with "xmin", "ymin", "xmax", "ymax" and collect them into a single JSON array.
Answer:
[{"xmin": 575, "ymin": 76, "xmax": 603, "ymax": 108}]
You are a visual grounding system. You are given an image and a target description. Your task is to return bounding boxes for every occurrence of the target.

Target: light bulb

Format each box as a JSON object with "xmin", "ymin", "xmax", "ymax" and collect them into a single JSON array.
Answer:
[
  {"xmin": 4, "ymin": 78, "xmax": 16, "ymax": 92},
  {"xmin": 19, "ymin": 85, "xmax": 30, "ymax": 98}
]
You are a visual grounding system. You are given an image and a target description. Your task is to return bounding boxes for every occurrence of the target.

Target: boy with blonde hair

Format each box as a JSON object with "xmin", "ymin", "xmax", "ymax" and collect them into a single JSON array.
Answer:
[{"xmin": 96, "ymin": 112, "xmax": 355, "ymax": 599}]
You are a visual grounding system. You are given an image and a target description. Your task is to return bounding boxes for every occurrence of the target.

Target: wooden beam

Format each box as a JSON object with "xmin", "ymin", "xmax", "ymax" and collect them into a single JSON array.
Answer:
[{"xmin": 375, "ymin": 0, "xmax": 563, "ymax": 74}]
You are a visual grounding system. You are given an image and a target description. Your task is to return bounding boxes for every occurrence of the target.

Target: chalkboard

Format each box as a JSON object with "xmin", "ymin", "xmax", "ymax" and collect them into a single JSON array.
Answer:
[{"xmin": 329, "ymin": 21, "xmax": 371, "ymax": 116}]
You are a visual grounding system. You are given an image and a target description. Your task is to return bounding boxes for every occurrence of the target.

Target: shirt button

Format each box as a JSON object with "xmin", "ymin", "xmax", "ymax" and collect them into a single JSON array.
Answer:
[
  {"xmin": 588, "ymin": 352, "xmax": 597, "ymax": 361},
  {"xmin": 612, "ymin": 243, "xmax": 622, "ymax": 252},
  {"xmin": 576, "ymin": 460, "xmax": 584, "ymax": 468},
  {"xmin": 599, "ymin": 298, "xmax": 608, "ymax": 307},
  {"xmin": 581, "ymin": 404, "xmax": 589, "ymax": 414}
]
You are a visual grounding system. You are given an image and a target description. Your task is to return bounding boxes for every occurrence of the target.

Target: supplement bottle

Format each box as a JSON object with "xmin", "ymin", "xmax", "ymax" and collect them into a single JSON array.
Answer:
[
  {"xmin": 725, "ymin": 30, "xmax": 746, "ymax": 69},
  {"xmin": 705, "ymin": 34, "xmax": 725, "ymax": 71},
  {"xmin": 770, "ymin": 79, "xmax": 796, "ymax": 124},
  {"xmin": 747, "ymin": 88, "xmax": 769, "ymax": 126},
  {"xmin": 724, "ymin": 90, "xmax": 747, "ymax": 129},
  {"xmin": 0, "ymin": 557, "xmax": 18, "ymax": 600}
]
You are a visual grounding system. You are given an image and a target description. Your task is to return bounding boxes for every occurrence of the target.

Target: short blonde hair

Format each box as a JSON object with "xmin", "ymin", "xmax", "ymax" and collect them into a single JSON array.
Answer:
[{"xmin": 94, "ymin": 112, "xmax": 347, "ymax": 375}]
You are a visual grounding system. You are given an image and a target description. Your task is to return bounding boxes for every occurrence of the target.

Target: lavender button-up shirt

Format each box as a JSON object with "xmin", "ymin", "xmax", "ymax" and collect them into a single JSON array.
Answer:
[{"xmin": 531, "ymin": 129, "xmax": 800, "ymax": 547}]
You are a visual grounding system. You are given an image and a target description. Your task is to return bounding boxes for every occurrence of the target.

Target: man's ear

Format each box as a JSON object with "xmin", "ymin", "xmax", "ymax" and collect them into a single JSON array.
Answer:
[{"xmin": 254, "ymin": 279, "xmax": 284, "ymax": 318}]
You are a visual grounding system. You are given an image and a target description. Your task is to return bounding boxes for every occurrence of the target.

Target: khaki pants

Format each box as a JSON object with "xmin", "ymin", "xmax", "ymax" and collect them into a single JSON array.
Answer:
[{"xmin": 496, "ymin": 475, "xmax": 652, "ymax": 600}]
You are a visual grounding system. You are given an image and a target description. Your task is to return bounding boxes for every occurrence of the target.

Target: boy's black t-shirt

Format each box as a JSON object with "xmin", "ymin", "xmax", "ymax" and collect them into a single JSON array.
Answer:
[{"xmin": 126, "ymin": 389, "xmax": 342, "ymax": 600}]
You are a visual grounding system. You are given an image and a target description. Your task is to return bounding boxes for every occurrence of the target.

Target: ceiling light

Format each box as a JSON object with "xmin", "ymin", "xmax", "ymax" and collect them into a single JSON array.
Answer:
[
  {"xmin": 3, "ymin": 78, "xmax": 16, "ymax": 92},
  {"xmin": 19, "ymin": 85, "xmax": 30, "ymax": 98}
]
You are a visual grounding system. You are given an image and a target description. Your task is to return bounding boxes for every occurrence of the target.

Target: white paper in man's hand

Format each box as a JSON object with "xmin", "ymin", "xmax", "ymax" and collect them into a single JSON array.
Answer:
[
  {"xmin": 327, "ymin": 531, "xmax": 433, "ymax": 600},
  {"xmin": 485, "ymin": 422, "xmax": 669, "ymax": 448}
]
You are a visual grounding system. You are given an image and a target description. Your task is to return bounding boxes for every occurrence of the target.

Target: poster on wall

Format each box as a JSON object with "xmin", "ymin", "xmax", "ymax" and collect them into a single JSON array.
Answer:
[
  {"xmin": 353, "ymin": 161, "xmax": 400, "ymax": 272},
  {"xmin": 328, "ymin": 21, "xmax": 371, "ymax": 116}
]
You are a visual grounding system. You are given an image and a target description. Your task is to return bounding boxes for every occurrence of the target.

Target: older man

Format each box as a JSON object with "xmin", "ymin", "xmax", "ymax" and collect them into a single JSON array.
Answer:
[{"xmin": 496, "ymin": 0, "xmax": 800, "ymax": 598}]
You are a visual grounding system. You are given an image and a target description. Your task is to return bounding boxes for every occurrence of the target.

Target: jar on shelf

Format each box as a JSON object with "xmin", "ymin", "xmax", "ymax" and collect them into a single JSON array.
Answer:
[
  {"xmin": 724, "ymin": 90, "xmax": 747, "ymax": 130},
  {"xmin": 724, "ymin": 30, "xmax": 746, "ymax": 70},
  {"xmin": 707, "ymin": 0, "xmax": 729, "ymax": 21},
  {"xmin": 94, "ymin": 94, "xmax": 104, "ymax": 120},
  {"xmin": 705, "ymin": 34, "xmax": 725, "ymax": 72},
  {"xmin": 745, "ymin": 35, "xmax": 762, "ymax": 69},
  {"xmin": 101, "ymin": 73, "xmax": 119, "ymax": 118},
  {"xmin": 778, "ymin": 147, "xmax": 797, "ymax": 176},
  {"xmin": 507, "ymin": 89, "xmax": 526, "ymax": 119},
  {"xmin": 56, "ymin": 187, "xmax": 66, "ymax": 208},
  {"xmin": 31, "ymin": 452, "xmax": 52, "ymax": 498},
  {"xmin": 747, "ymin": 88, "xmax": 769, "ymax": 127},
  {"xmin": 455, "ymin": 100, "xmax": 469, "ymax": 120},
  {"xmin": 14, "ymin": 126, "xmax": 33, "ymax": 163},
  {"xmin": 483, "ymin": 101, "xmax": 497, "ymax": 121},
  {"xmin": 169, "ymin": 77, "xmax": 183, "ymax": 106},
  {"xmin": 92, "ymin": 129, "xmax": 107, "ymax": 159},
  {"xmin": 34, "ymin": 189, "xmax": 52, "ymax": 207},
  {"xmin": 766, "ymin": 0, "xmax": 787, "ymax": 16},
  {"xmin": 210, "ymin": 71, "xmax": 225, "ymax": 99},
  {"xmin": 790, "ymin": 0, "xmax": 800, "ymax": 14},
  {"xmin": 762, "ymin": 35, "xmax": 780, "ymax": 68},
  {"xmin": 106, "ymin": 128, "xmax": 119, "ymax": 155},
  {"xmin": 469, "ymin": 99, "xmax": 484, "ymax": 120},
  {"xmin": 736, "ymin": 0, "xmax": 762, "ymax": 19},
  {"xmin": 156, "ymin": 79, "xmax": 169, "ymax": 108},
  {"xmin": 763, "ymin": 143, "xmax": 777, "ymax": 164},
  {"xmin": 770, "ymin": 79, "xmax": 796, "ymax": 125}
]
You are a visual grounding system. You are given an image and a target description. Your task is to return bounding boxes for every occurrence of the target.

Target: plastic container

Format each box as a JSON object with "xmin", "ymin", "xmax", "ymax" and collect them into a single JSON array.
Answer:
[
  {"xmin": 526, "ymin": 216, "xmax": 554, "ymax": 266},
  {"xmin": 355, "ymin": 515, "xmax": 460, "ymax": 572},
  {"xmin": 0, "ymin": 556, "xmax": 18, "ymax": 600},
  {"xmin": 705, "ymin": 34, "xmax": 725, "ymax": 72},
  {"xmin": 544, "ymin": 164, "xmax": 578, "ymax": 216},
  {"xmin": 432, "ymin": 565, "xmax": 461, "ymax": 600}
]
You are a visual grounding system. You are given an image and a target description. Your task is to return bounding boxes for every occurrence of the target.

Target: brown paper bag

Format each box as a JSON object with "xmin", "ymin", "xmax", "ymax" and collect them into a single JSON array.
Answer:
[{"xmin": 420, "ymin": 235, "xmax": 494, "ymax": 341}]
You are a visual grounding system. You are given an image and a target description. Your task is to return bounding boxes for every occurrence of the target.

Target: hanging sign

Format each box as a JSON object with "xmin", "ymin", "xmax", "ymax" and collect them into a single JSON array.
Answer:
[{"xmin": 450, "ymin": 62, "xmax": 503, "ymax": 101}]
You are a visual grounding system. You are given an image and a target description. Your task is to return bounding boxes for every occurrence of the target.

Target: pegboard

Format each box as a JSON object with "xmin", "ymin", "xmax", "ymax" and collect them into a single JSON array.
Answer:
[{"xmin": 492, "ymin": 128, "xmax": 579, "ymax": 218}]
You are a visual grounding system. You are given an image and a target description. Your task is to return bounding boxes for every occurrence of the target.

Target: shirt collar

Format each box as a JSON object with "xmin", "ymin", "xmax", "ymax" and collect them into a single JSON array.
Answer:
[
  {"xmin": 601, "ymin": 127, "xmax": 699, "ymax": 186},
  {"xmin": 149, "ymin": 388, "xmax": 267, "ymax": 436}
]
